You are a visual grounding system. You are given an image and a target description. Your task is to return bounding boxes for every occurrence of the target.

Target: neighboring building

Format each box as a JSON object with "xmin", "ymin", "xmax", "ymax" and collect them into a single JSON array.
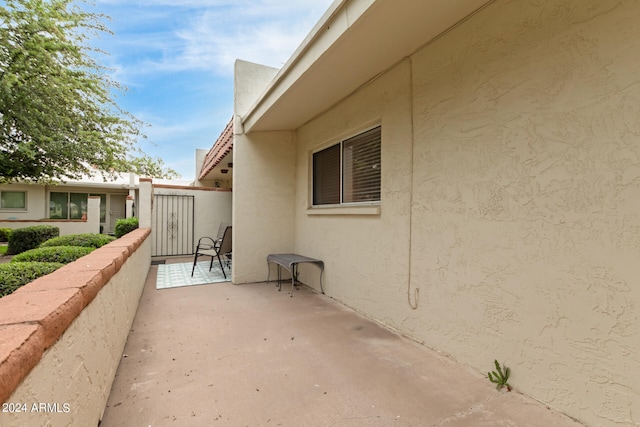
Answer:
[
  {"xmin": 219, "ymin": 1, "xmax": 640, "ymax": 426},
  {"xmin": 0, "ymin": 171, "xmax": 138, "ymax": 235}
]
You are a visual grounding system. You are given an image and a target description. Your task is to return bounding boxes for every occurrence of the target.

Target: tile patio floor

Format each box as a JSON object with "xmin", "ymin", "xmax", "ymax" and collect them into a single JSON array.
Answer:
[{"xmin": 100, "ymin": 257, "xmax": 584, "ymax": 427}]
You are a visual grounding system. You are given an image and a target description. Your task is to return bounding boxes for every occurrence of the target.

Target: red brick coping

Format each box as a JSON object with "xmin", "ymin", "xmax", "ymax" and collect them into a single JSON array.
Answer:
[{"xmin": 0, "ymin": 228, "xmax": 151, "ymax": 404}]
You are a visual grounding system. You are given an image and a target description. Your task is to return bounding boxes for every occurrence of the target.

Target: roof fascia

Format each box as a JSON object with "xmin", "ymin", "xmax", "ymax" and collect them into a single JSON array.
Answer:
[{"xmin": 241, "ymin": 0, "xmax": 353, "ymax": 133}]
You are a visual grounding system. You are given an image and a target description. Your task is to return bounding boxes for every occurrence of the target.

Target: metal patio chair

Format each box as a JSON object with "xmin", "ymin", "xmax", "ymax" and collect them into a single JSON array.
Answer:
[
  {"xmin": 212, "ymin": 222, "xmax": 231, "ymax": 249},
  {"xmin": 191, "ymin": 226, "xmax": 232, "ymax": 279}
]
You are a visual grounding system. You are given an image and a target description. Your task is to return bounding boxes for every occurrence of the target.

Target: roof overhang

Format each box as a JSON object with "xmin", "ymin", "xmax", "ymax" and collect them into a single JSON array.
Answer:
[
  {"xmin": 242, "ymin": 0, "xmax": 494, "ymax": 133},
  {"xmin": 199, "ymin": 118, "xmax": 234, "ymax": 181}
]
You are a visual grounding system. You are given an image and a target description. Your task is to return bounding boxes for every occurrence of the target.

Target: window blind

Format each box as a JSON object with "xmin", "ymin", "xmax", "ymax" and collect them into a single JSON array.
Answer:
[
  {"xmin": 342, "ymin": 126, "xmax": 381, "ymax": 203},
  {"xmin": 313, "ymin": 144, "xmax": 340, "ymax": 205}
]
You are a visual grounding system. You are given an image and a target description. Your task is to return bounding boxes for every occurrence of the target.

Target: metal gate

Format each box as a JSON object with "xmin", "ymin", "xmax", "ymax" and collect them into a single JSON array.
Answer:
[{"xmin": 152, "ymin": 194, "xmax": 195, "ymax": 256}]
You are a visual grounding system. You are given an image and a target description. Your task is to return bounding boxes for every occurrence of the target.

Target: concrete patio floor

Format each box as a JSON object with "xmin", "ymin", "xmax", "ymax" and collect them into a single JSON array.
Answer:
[{"xmin": 100, "ymin": 258, "xmax": 584, "ymax": 427}]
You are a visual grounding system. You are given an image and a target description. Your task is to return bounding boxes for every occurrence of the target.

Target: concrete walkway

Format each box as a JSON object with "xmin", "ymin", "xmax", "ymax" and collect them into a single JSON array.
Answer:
[{"xmin": 100, "ymin": 259, "xmax": 584, "ymax": 427}]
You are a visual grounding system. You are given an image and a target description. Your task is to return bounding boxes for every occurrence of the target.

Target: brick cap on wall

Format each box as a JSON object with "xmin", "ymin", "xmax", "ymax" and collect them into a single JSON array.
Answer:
[{"xmin": 0, "ymin": 228, "xmax": 151, "ymax": 404}]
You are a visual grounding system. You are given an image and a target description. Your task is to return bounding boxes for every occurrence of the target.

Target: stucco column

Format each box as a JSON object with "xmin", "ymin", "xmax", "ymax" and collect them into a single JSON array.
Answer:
[
  {"xmin": 125, "ymin": 195, "xmax": 134, "ymax": 219},
  {"xmin": 87, "ymin": 196, "xmax": 101, "ymax": 234},
  {"xmin": 138, "ymin": 178, "xmax": 153, "ymax": 228}
]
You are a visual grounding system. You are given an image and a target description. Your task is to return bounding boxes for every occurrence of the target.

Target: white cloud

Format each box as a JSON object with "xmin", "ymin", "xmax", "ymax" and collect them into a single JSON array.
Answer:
[
  {"xmin": 96, "ymin": 0, "xmax": 334, "ymax": 78},
  {"xmin": 89, "ymin": 1, "xmax": 335, "ymax": 179},
  {"xmin": 174, "ymin": 12, "xmax": 310, "ymax": 74}
]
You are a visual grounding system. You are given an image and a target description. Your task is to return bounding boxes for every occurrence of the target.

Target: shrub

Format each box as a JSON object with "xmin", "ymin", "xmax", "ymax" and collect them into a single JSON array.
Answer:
[
  {"xmin": 0, "ymin": 228, "xmax": 12, "ymax": 242},
  {"xmin": 7, "ymin": 225, "xmax": 59, "ymax": 255},
  {"xmin": 114, "ymin": 217, "xmax": 139, "ymax": 238},
  {"xmin": 0, "ymin": 262, "xmax": 64, "ymax": 297},
  {"xmin": 11, "ymin": 246, "xmax": 94, "ymax": 264},
  {"xmin": 40, "ymin": 233, "xmax": 115, "ymax": 249}
]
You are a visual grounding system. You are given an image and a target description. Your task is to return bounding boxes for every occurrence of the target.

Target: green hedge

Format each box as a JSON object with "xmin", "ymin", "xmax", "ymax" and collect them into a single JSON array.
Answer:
[
  {"xmin": 0, "ymin": 262, "xmax": 64, "ymax": 297},
  {"xmin": 11, "ymin": 246, "xmax": 94, "ymax": 264},
  {"xmin": 40, "ymin": 233, "xmax": 115, "ymax": 249},
  {"xmin": 114, "ymin": 217, "xmax": 139, "ymax": 238},
  {"xmin": 0, "ymin": 228, "xmax": 12, "ymax": 242},
  {"xmin": 7, "ymin": 225, "xmax": 59, "ymax": 255}
]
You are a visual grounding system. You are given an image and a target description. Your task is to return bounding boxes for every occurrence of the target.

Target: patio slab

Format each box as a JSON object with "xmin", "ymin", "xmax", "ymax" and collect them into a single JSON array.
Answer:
[{"xmin": 100, "ymin": 259, "xmax": 584, "ymax": 427}]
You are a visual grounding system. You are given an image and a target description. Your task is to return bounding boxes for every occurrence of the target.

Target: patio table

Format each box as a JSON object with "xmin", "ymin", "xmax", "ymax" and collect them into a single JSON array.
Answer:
[{"xmin": 266, "ymin": 253, "xmax": 324, "ymax": 297}]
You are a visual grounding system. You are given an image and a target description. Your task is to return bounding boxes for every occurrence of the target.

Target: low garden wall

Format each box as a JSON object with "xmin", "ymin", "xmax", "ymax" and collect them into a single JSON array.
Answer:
[{"xmin": 0, "ymin": 227, "xmax": 151, "ymax": 426}]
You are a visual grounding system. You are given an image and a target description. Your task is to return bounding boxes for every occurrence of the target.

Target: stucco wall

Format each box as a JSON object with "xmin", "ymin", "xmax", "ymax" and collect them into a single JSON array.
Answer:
[
  {"xmin": 0, "ymin": 183, "xmax": 129, "ymax": 235},
  {"xmin": 294, "ymin": 60, "xmax": 414, "ymax": 306},
  {"xmin": 152, "ymin": 185, "xmax": 232, "ymax": 252},
  {"xmin": 232, "ymin": 130, "xmax": 296, "ymax": 284},
  {"xmin": 0, "ymin": 184, "xmax": 47, "ymax": 220},
  {"xmin": 290, "ymin": 1, "xmax": 640, "ymax": 426},
  {"xmin": 0, "ymin": 228, "xmax": 151, "ymax": 426},
  {"xmin": 0, "ymin": 196, "xmax": 101, "ymax": 235}
]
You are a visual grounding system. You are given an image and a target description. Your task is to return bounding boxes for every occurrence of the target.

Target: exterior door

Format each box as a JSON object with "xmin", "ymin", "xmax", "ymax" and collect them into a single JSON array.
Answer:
[
  {"xmin": 109, "ymin": 194, "xmax": 127, "ymax": 235},
  {"xmin": 152, "ymin": 194, "xmax": 195, "ymax": 256}
]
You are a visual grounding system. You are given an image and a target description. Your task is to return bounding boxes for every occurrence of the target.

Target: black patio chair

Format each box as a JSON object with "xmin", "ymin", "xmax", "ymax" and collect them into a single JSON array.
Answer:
[{"xmin": 191, "ymin": 226, "xmax": 232, "ymax": 279}]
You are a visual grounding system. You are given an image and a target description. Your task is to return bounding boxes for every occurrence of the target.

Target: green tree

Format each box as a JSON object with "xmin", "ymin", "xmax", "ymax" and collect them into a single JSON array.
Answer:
[
  {"xmin": 0, "ymin": 0, "xmax": 176, "ymax": 182},
  {"xmin": 117, "ymin": 154, "xmax": 180, "ymax": 180}
]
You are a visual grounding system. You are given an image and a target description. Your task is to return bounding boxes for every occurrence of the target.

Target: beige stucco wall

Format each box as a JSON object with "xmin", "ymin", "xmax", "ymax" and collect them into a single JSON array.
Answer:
[
  {"xmin": 0, "ymin": 183, "xmax": 129, "ymax": 235},
  {"xmin": 285, "ymin": 1, "xmax": 640, "ymax": 426},
  {"xmin": 152, "ymin": 185, "xmax": 232, "ymax": 252},
  {"xmin": 0, "ymin": 230, "xmax": 150, "ymax": 427},
  {"xmin": 232, "ymin": 130, "xmax": 296, "ymax": 284},
  {"xmin": 293, "ymin": 60, "xmax": 414, "ymax": 304},
  {"xmin": 0, "ymin": 195, "xmax": 101, "ymax": 235},
  {"xmin": 234, "ymin": 60, "xmax": 279, "ymax": 121},
  {"xmin": 0, "ymin": 184, "xmax": 46, "ymax": 220},
  {"xmin": 232, "ymin": 60, "xmax": 298, "ymax": 283}
]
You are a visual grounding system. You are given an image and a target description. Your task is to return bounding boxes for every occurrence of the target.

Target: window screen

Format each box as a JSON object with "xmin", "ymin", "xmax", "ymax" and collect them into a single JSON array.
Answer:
[
  {"xmin": 50, "ymin": 192, "xmax": 88, "ymax": 219},
  {"xmin": 312, "ymin": 126, "xmax": 381, "ymax": 206},
  {"xmin": 313, "ymin": 144, "xmax": 341, "ymax": 205},
  {"xmin": 0, "ymin": 191, "xmax": 26, "ymax": 209},
  {"xmin": 342, "ymin": 127, "xmax": 381, "ymax": 203}
]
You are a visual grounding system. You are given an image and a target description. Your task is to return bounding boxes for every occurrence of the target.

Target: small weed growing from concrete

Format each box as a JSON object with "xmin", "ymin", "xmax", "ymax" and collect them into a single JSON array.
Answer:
[{"xmin": 488, "ymin": 359, "xmax": 512, "ymax": 391}]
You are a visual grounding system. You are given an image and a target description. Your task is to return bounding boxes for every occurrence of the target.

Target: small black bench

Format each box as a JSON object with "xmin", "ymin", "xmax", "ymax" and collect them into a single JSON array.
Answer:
[{"xmin": 266, "ymin": 253, "xmax": 324, "ymax": 297}]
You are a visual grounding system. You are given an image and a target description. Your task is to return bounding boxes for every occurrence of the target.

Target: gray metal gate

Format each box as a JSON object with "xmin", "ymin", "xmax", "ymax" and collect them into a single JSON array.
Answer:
[{"xmin": 152, "ymin": 194, "xmax": 195, "ymax": 256}]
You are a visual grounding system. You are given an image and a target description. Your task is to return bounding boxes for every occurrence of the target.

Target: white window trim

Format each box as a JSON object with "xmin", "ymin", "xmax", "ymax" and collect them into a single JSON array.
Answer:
[
  {"xmin": 0, "ymin": 190, "xmax": 27, "ymax": 211},
  {"xmin": 306, "ymin": 205, "xmax": 380, "ymax": 216}
]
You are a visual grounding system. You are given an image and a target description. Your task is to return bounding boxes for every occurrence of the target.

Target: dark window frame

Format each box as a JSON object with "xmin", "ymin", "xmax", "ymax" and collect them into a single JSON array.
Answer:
[
  {"xmin": 49, "ymin": 192, "xmax": 89, "ymax": 220},
  {"xmin": 312, "ymin": 126, "xmax": 381, "ymax": 207}
]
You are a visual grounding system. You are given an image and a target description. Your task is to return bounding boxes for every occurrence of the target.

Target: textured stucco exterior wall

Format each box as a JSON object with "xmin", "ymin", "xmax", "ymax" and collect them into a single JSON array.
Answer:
[
  {"xmin": 232, "ymin": 131, "xmax": 296, "ymax": 283},
  {"xmin": 137, "ymin": 179, "xmax": 153, "ymax": 229},
  {"xmin": 0, "ymin": 184, "xmax": 46, "ymax": 220},
  {"xmin": 0, "ymin": 184, "xmax": 128, "ymax": 218},
  {"xmin": 234, "ymin": 60, "xmax": 279, "ymax": 120},
  {"xmin": 291, "ymin": 1, "xmax": 640, "ymax": 426},
  {"xmin": 194, "ymin": 148, "xmax": 210, "ymax": 186},
  {"xmin": 0, "ymin": 229, "xmax": 151, "ymax": 426},
  {"xmin": 409, "ymin": 1, "xmax": 640, "ymax": 425},
  {"xmin": 294, "ymin": 61, "xmax": 413, "ymax": 311},
  {"xmin": 0, "ymin": 196, "xmax": 101, "ymax": 235},
  {"xmin": 232, "ymin": 59, "xmax": 296, "ymax": 283},
  {"xmin": 152, "ymin": 186, "xmax": 232, "ymax": 252}
]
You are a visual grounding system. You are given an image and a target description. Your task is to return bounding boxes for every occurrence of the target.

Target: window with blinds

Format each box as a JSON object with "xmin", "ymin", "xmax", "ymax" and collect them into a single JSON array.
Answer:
[
  {"xmin": 312, "ymin": 126, "xmax": 381, "ymax": 206},
  {"xmin": 0, "ymin": 191, "xmax": 26, "ymax": 209},
  {"xmin": 49, "ymin": 192, "xmax": 88, "ymax": 219}
]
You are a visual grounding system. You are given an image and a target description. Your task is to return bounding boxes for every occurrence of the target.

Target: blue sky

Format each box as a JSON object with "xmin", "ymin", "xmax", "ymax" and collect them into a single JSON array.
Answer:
[{"xmin": 87, "ymin": 0, "xmax": 334, "ymax": 180}]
